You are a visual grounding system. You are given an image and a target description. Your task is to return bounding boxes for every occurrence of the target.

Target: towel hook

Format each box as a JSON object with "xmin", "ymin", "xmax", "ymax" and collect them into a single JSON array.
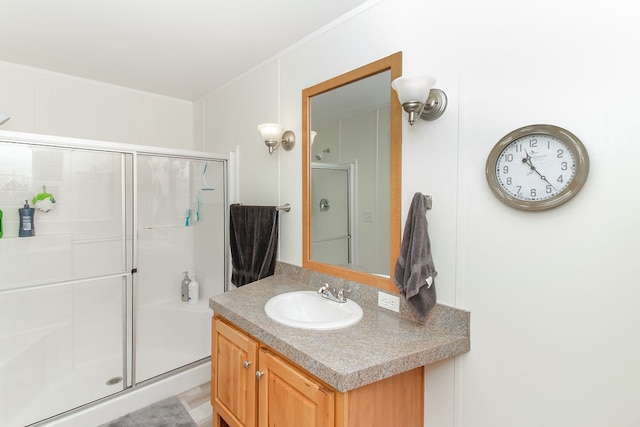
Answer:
[{"xmin": 423, "ymin": 194, "xmax": 433, "ymax": 210}]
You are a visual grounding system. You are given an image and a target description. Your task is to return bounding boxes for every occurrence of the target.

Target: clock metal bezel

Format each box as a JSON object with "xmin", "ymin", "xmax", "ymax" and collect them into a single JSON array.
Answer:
[{"xmin": 485, "ymin": 124, "xmax": 590, "ymax": 211}]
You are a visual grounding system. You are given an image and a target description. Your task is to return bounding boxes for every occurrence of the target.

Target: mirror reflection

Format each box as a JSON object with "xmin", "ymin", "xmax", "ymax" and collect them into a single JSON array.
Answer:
[
  {"xmin": 303, "ymin": 52, "xmax": 402, "ymax": 292},
  {"xmin": 310, "ymin": 71, "xmax": 391, "ymax": 275}
]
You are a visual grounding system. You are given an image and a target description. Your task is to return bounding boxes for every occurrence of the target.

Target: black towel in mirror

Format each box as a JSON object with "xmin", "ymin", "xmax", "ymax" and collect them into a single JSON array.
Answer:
[{"xmin": 229, "ymin": 204, "xmax": 279, "ymax": 287}]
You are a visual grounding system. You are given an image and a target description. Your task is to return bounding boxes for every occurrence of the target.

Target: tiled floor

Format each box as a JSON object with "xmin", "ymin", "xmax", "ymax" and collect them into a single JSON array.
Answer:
[{"xmin": 177, "ymin": 382, "xmax": 212, "ymax": 427}]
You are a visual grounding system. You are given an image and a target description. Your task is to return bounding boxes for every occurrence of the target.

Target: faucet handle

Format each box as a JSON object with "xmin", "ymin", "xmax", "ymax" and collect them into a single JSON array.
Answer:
[{"xmin": 337, "ymin": 288, "xmax": 351, "ymax": 302}]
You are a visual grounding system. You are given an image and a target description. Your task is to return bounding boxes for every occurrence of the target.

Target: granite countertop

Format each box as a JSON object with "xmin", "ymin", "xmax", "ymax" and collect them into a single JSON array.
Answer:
[{"xmin": 210, "ymin": 274, "xmax": 470, "ymax": 392}]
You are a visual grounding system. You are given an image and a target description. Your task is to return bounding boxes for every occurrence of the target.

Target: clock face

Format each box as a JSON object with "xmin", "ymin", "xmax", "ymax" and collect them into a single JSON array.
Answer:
[
  {"xmin": 486, "ymin": 125, "xmax": 589, "ymax": 210},
  {"xmin": 495, "ymin": 134, "xmax": 576, "ymax": 201}
]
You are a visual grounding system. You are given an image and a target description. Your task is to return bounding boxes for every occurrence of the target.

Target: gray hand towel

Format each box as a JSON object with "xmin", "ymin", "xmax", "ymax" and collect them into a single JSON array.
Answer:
[{"xmin": 393, "ymin": 193, "xmax": 437, "ymax": 321}]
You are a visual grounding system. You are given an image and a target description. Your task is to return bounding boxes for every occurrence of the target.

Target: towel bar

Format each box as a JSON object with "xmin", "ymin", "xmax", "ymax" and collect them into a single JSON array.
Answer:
[{"xmin": 234, "ymin": 203, "xmax": 291, "ymax": 212}]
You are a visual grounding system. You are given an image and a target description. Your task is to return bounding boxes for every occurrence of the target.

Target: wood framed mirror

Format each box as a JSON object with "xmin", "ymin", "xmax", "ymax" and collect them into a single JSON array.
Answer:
[{"xmin": 302, "ymin": 52, "xmax": 402, "ymax": 293}]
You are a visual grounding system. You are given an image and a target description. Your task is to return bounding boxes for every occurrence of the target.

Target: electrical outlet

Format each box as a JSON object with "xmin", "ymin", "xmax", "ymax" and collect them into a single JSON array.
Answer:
[
  {"xmin": 363, "ymin": 210, "xmax": 374, "ymax": 222},
  {"xmin": 377, "ymin": 291, "xmax": 400, "ymax": 312}
]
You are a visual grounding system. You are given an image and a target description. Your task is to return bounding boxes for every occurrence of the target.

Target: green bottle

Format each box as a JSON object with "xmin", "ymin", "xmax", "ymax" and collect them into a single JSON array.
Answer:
[{"xmin": 0, "ymin": 208, "xmax": 3, "ymax": 238}]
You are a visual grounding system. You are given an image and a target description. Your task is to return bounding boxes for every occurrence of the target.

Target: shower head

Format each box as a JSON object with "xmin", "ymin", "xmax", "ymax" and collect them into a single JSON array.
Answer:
[
  {"xmin": 315, "ymin": 148, "xmax": 330, "ymax": 161},
  {"xmin": 0, "ymin": 113, "xmax": 10, "ymax": 126}
]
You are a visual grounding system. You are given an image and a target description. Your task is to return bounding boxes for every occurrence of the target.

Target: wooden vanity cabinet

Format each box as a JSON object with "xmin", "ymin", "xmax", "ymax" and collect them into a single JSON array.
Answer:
[
  {"xmin": 212, "ymin": 315, "xmax": 424, "ymax": 427},
  {"xmin": 212, "ymin": 318, "xmax": 258, "ymax": 427},
  {"xmin": 258, "ymin": 348, "xmax": 334, "ymax": 427}
]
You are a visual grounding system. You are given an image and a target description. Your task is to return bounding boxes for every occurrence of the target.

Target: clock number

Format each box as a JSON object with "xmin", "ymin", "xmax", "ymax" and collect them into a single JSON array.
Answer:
[
  {"xmin": 557, "ymin": 149, "xmax": 564, "ymax": 158},
  {"xmin": 502, "ymin": 165, "xmax": 509, "ymax": 174},
  {"xmin": 506, "ymin": 177, "xmax": 512, "ymax": 185},
  {"xmin": 530, "ymin": 189, "xmax": 537, "ymax": 197},
  {"xmin": 529, "ymin": 138, "xmax": 538, "ymax": 148},
  {"xmin": 515, "ymin": 144, "xmax": 523, "ymax": 153},
  {"xmin": 557, "ymin": 175, "xmax": 564, "ymax": 184},
  {"xmin": 505, "ymin": 153, "xmax": 514, "ymax": 162},
  {"xmin": 546, "ymin": 185, "xmax": 553, "ymax": 193},
  {"xmin": 561, "ymin": 161, "xmax": 567, "ymax": 171}
]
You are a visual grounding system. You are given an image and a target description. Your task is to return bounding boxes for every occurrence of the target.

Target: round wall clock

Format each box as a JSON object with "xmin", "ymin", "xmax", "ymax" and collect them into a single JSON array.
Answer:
[{"xmin": 485, "ymin": 124, "xmax": 589, "ymax": 210}]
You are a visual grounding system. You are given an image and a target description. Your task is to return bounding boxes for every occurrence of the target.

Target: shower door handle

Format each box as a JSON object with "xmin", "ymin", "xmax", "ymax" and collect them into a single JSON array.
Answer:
[{"xmin": 243, "ymin": 361, "xmax": 252, "ymax": 369}]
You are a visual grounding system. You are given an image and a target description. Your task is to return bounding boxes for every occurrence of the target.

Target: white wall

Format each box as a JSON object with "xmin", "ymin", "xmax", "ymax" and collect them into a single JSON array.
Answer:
[
  {"xmin": 0, "ymin": 60, "xmax": 193, "ymax": 149},
  {"xmin": 197, "ymin": 0, "xmax": 640, "ymax": 425},
  {"xmin": 195, "ymin": 61, "xmax": 281, "ymax": 204}
]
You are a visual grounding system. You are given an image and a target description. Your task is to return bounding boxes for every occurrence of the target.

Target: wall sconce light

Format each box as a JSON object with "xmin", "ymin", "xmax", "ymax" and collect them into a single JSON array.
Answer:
[
  {"xmin": 391, "ymin": 76, "xmax": 447, "ymax": 125},
  {"xmin": 310, "ymin": 131, "xmax": 317, "ymax": 145},
  {"xmin": 314, "ymin": 148, "xmax": 330, "ymax": 161},
  {"xmin": 257, "ymin": 123, "xmax": 296, "ymax": 155},
  {"xmin": 0, "ymin": 112, "xmax": 10, "ymax": 126}
]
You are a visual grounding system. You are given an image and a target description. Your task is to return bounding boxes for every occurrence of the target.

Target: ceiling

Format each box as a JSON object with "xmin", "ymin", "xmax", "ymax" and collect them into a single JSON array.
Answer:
[{"xmin": 0, "ymin": 0, "xmax": 373, "ymax": 101}]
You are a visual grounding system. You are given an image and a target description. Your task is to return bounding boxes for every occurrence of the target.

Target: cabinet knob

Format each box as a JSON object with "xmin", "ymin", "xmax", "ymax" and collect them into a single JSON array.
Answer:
[
  {"xmin": 255, "ymin": 371, "xmax": 265, "ymax": 380},
  {"xmin": 243, "ymin": 361, "xmax": 252, "ymax": 369}
]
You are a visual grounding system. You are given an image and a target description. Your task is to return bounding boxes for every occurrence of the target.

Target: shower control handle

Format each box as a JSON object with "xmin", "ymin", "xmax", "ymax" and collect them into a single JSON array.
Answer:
[
  {"xmin": 256, "ymin": 371, "xmax": 265, "ymax": 380},
  {"xmin": 243, "ymin": 361, "xmax": 252, "ymax": 369}
]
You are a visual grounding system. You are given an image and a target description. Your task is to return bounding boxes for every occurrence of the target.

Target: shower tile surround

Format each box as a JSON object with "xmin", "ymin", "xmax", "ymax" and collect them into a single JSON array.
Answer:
[{"xmin": 210, "ymin": 262, "xmax": 470, "ymax": 392}]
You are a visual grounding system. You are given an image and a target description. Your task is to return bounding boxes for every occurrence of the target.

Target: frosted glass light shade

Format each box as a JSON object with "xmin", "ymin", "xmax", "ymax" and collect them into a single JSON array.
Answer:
[
  {"xmin": 391, "ymin": 76, "xmax": 436, "ymax": 104},
  {"xmin": 257, "ymin": 123, "xmax": 284, "ymax": 141}
]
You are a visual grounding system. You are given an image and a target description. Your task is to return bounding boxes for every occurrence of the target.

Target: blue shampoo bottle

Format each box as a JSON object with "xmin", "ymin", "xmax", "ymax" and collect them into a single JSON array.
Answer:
[{"xmin": 18, "ymin": 200, "xmax": 35, "ymax": 237}]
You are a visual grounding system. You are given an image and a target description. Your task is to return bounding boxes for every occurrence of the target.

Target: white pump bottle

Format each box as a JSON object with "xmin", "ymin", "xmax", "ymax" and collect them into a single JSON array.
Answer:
[{"xmin": 188, "ymin": 272, "xmax": 199, "ymax": 305}]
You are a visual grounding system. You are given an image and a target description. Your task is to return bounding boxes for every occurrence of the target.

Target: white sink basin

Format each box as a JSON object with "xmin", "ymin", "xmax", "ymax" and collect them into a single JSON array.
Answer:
[{"xmin": 264, "ymin": 291, "xmax": 363, "ymax": 330}]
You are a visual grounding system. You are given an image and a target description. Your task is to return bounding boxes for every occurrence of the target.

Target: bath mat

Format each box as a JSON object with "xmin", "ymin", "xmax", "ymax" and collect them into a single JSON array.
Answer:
[{"xmin": 99, "ymin": 396, "xmax": 197, "ymax": 427}]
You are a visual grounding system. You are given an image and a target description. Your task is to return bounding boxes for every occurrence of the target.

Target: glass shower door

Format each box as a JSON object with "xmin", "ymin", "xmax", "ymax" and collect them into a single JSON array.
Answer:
[
  {"xmin": 0, "ymin": 141, "xmax": 132, "ymax": 426},
  {"xmin": 310, "ymin": 162, "xmax": 354, "ymax": 267},
  {"xmin": 135, "ymin": 155, "xmax": 225, "ymax": 383}
]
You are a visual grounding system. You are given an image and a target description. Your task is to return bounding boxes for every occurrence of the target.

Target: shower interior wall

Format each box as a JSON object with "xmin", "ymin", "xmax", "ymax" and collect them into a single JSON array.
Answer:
[{"xmin": 0, "ymin": 131, "xmax": 228, "ymax": 427}]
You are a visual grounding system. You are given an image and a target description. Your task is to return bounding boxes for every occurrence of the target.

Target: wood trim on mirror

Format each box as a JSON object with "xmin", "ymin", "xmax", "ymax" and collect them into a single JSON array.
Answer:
[{"xmin": 302, "ymin": 51, "xmax": 402, "ymax": 293}]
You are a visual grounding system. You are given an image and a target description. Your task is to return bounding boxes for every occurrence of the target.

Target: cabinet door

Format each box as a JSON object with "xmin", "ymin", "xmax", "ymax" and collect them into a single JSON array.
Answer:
[
  {"xmin": 213, "ymin": 318, "xmax": 258, "ymax": 427},
  {"xmin": 258, "ymin": 348, "xmax": 334, "ymax": 427}
]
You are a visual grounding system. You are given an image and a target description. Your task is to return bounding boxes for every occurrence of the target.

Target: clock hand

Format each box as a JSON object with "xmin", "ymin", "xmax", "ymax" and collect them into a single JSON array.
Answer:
[
  {"xmin": 522, "ymin": 149, "xmax": 548, "ymax": 164},
  {"xmin": 521, "ymin": 149, "xmax": 534, "ymax": 171},
  {"xmin": 522, "ymin": 149, "xmax": 558, "ymax": 191}
]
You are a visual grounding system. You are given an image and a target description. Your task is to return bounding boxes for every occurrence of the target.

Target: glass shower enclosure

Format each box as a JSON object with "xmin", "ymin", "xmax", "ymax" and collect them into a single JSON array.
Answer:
[{"xmin": 0, "ymin": 133, "xmax": 228, "ymax": 426}]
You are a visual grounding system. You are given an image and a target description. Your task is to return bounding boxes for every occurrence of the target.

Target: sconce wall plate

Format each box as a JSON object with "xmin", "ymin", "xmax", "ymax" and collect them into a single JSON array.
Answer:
[
  {"xmin": 420, "ymin": 88, "xmax": 447, "ymax": 121},
  {"xmin": 281, "ymin": 130, "xmax": 295, "ymax": 151}
]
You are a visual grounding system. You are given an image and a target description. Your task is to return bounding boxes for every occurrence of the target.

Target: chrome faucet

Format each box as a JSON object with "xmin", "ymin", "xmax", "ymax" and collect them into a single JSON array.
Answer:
[{"xmin": 318, "ymin": 284, "xmax": 348, "ymax": 303}]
